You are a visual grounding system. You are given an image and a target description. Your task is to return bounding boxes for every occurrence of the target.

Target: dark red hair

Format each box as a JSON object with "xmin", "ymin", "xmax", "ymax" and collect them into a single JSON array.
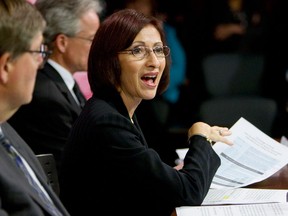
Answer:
[{"xmin": 88, "ymin": 8, "xmax": 170, "ymax": 98}]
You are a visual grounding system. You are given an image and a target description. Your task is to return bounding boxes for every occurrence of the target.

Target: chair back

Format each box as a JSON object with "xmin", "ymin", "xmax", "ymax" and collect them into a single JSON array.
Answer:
[
  {"xmin": 199, "ymin": 97, "xmax": 277, "ymax": 135},
  {"xmin": 202, "ymin": 53, "xmax": 264, "ymax": 97},
  {"xmin": 36, "ymin": 153, "xmax": 60, "ymax": 196},
  {"xmin": 199, "ymin": 52, "xmax": 277, "ymax": 136}
]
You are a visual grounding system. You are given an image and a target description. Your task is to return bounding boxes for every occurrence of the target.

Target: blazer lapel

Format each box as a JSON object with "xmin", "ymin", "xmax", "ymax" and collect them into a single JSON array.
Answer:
[{"xmin": 40, "ymin": 63, "xmax": 83, "ymax": 113}]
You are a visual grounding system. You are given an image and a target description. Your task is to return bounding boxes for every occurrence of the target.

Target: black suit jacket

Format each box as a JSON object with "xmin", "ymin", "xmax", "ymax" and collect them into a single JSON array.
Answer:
[
  {"xmin": 60, "ymin": 93, "xmax": 220, "ymax": 216},
  {"xmin": 8, "ymin": 63, "xmax": 85, "ymax": 172},
  {"xmin": 0, "ymin": 122, "xmax": 69, "ymax": 216}
]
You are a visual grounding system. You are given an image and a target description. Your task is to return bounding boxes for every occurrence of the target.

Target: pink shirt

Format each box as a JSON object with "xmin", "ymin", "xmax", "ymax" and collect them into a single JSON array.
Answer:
[{"xmin": 73, "ymin": 72, "xmax": 92, "ymax": 99}]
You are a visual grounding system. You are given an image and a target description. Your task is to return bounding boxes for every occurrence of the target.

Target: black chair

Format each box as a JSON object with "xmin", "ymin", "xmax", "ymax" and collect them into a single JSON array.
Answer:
[
  {"xmin": 199, "ymin": 97, "xmax": 277, "ymax": 135},
  {"xmin": 199, "ymin": 52, "xmax": 277, "ymax": 135},
  {"xmin": 36, "ymin": 153, "xmax": 60, "ymax": 196},
  {"xmin": 202, "ymin": 52, "xmax": 264, "ymax": 97}
]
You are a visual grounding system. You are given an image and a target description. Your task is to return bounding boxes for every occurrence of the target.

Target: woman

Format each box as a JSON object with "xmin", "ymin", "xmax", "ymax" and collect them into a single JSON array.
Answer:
[{"xmin": 59, "ymin": 9, "xmax": 232, "ymax": 216}]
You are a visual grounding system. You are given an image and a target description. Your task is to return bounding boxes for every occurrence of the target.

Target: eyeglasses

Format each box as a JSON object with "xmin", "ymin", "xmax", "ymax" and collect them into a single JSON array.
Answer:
[
  {"xmin": 119, "ymin": 45, "xmax": 170, "ymax": 60},
  {"xmin": 25, "ymin": 44, "xmax": 52, "ymax": 60},
  {"xmin": 72, "ymin": 36, "xmax": 93, "ymax": 43}
]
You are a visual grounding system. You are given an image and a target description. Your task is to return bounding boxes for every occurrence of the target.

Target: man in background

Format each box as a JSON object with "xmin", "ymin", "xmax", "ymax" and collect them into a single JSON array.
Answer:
[{"xmin": 8, "ymin": 0, "xmax": 103, "ymax": 173}]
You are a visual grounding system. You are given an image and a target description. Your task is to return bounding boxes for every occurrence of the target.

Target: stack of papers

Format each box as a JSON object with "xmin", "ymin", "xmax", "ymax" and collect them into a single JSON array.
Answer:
[
  {"xmin": 176, "ymin": 203, "xmax": 288, "ymax": 216},
  {"xmin": 203, "ymin": 188, "xmax": 288, "ymax": 205}
]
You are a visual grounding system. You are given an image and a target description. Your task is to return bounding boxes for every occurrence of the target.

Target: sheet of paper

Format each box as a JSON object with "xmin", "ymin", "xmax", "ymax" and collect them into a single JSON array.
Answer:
[
  {"xmin": 175, "ymin": 148, "xmax": 188, "ymax": 161},
  {"xmin": 202, "ymin": 188, "xmax": 288, "ymax": 205},
  {"xmin": 176, "ymin": 203, "xmax": 288, "ymax": 216},
  {"xmin": 211, "ymin": 117, "xmax": 288, "ymax": 189},
  {"xmin": 175, "ymin": 118, "xmax": 288, "ymax": 189}
]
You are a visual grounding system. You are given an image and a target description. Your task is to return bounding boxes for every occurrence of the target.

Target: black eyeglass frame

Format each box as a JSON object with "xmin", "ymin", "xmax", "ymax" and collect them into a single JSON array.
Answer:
[
  {"xmin": 25, "ymin": 44, "xmax": 52, "ymax": 59},
  {"xmin": 119, "ymin": 45, "xmax": 170, "ymax": 60}
]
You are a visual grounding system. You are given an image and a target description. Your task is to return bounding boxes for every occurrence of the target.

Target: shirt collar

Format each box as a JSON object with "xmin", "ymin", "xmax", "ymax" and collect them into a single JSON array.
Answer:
[{"xmin": 47, "ymin": 59, "xmax": 75, "ymax": 91}]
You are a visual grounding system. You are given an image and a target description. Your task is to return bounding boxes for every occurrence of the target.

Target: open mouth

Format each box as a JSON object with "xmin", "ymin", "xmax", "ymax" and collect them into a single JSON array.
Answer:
[{"xmin": 141, "ymin": 75, "xmax": 157, "ymax": 84}]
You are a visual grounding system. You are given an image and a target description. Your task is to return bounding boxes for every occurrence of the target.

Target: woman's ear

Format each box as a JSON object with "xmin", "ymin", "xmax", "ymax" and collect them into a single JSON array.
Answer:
[{"xmin": 0, "ymin": 53, "xmax": 13, "ymax": 84}]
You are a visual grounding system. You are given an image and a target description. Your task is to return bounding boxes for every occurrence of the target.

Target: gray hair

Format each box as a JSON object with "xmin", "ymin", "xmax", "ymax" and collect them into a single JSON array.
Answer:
[
  {"xmin": 35, "ymin": 0, "xmax": 104, "ymax": 45},
  {"xmin": 0, "ymin": 0, "xmax": 46, "ymax": 59}
]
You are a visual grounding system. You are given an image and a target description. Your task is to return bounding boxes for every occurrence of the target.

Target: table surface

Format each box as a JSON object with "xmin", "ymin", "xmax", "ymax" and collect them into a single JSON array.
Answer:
[
  {"xmin": 246, "ymin": 164, "xmax": 288, "ymax": 189},
  {"xmin": 171, "ymin": 163, "xmax": 288, "ymax": 216}
]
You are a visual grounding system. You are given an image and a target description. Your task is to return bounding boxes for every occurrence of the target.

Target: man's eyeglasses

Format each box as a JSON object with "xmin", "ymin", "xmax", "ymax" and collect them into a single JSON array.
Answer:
[
  {"xmin": 119, "ymin": 45, "xmax": 170, "ymax": 60},
  {"xmin": 25, "ymin": 44, "xmax": 52, "ymax": 60},
  {"xmin": 72, "ymin": 36, "xmax": 93, "ymax": 43}
]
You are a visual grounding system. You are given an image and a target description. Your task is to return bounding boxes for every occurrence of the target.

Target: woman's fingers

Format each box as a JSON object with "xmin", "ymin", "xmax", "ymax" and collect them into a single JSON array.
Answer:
[{"xmin": 211, "ymin": 126, "xmax": 233, "ymax": 145}]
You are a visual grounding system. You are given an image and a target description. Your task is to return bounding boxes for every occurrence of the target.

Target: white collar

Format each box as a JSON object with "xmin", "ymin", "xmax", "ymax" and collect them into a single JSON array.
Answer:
[{"xmin": 47, "ymin": 59, "xmax": 75, "ymax": 91}]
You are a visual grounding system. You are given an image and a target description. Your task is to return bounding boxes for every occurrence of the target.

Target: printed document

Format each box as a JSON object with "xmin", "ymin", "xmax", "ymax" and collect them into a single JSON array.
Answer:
[
  {"xmin": 202, "ymin": 188, "xmax": 288, "ymax": 205},
  {"xmin": 176, "ymin": 118, "xmax": 288, "ymax": 188},
  {"xmin": 211, "ymin": 117, "xmax": 288, "ymax": 188},
  {"xmin": 176, "ymin": 203, "xmax": 288, "ymax": 216}
]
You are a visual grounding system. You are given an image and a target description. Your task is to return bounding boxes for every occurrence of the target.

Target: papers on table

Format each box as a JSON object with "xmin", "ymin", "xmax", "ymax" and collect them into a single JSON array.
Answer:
[
  {"xmin": 176, "ymin": 203, "xmax": 288, "ymax": 216},
  {"xmin": 176, "ymin": 188, "xmax": 288, "ymax": 216},
  {"xmin": 174, "ymin": 118, "xmax": 288, "ymax": 216},
  {"xmin": 175, "ymin": 148, "xmax": 188, "ymax": 161},
  {"xmin": 202, "ymin": 188, "xmax": 288, "ymax": 205}
]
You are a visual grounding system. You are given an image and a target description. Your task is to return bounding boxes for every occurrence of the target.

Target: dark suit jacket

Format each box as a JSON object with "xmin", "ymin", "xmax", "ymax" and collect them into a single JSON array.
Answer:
[
  {"xmin": 59, "ymin": 93, "xmax": 220, "ymax": 216},
  {"xmin": 8, "ymin": 63, "xmax": 85, "ymax": 172},
  {"xmin": 0, "ymin": 122, "xmax": 69, "ymax": 216}
]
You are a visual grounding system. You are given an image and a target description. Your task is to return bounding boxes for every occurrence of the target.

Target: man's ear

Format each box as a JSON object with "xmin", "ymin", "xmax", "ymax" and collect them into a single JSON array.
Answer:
[
  {"xmin": 0, "ymin": 53, "xmax": 13, "ymax": 84},
  {"xmin": 54, "ymin": 33, "xmax": 69, "ymax": 53}
]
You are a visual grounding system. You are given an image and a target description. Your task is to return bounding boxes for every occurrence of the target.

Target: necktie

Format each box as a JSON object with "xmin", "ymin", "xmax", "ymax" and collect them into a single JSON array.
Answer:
[
  {"xmin": 72, "ymin": 82, "xmax": 86, "ymax": 108},
  {"xmin": 0, "ymin": 131, "xmax": 62, "ymax": 216}
]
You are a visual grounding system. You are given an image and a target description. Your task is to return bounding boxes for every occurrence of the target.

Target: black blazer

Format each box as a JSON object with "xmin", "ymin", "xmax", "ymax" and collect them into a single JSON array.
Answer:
[
  {"xmin": 60, "ymin": 93, "xmax": 220, "ymax": 216},
  {"xmin": 8, "ymin": 63, "xmax": 85, "ymax": 172},
  {"xmin": 0, "ymin": 122, "xmax": 69, "ymax": 216}
]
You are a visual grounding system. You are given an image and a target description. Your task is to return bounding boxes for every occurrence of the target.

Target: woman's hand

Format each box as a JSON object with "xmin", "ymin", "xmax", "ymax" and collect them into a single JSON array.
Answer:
[
  {"xmin": 188, "ymin": 122, "xmax": 233, "ymax": 146},
  {"xmin": 173, "ymin": 162, "xmax": 184, "ymax": 170}
]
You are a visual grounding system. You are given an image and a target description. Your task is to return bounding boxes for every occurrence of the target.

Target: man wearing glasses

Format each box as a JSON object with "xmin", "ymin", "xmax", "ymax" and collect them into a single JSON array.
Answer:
[
  {"xmin": 0, "ymin": 0, "xmax": 69, "ymax": 215},
  {"xmin": 8, "ymin": 0, "xmax": 103, "ymax": 173}
]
